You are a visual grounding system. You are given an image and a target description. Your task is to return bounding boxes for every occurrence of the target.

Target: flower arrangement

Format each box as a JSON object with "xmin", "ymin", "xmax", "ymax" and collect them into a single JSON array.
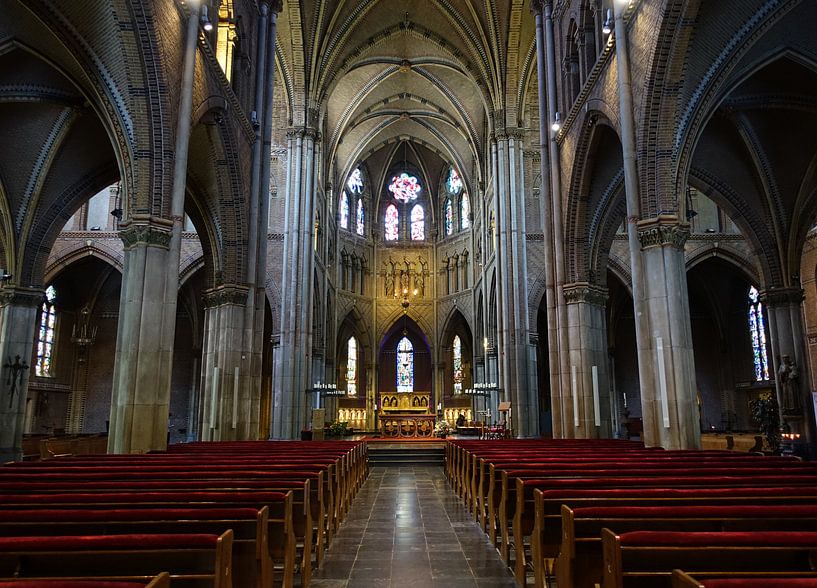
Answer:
[{"xmin": 434, "ymin": 419, "xmax": 451, "ymax": 437}]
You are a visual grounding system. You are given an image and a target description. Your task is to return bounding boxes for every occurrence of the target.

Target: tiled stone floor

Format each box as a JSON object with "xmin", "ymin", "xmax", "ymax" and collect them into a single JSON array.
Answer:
[{"xmin": 311, "ymin": 466, "xmax": 517, "ymax": 588}]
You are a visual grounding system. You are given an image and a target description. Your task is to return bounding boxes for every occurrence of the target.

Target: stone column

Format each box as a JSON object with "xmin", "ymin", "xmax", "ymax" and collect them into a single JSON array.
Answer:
[
  {"xmin": 108, "ymin": 219, "xmax": 179, "ymax": 454},
  {"xmin": 200, "ymin": 285, "xmax": 251, "ymax": 440},
  {"xmin": 563, "ymin": 283, "xmax": 612, "ymax": 438},
  {"xmin": 0, "ymin": 287, "xmax": 41, "ymax": 463},
  {"xmin": 636, "ymin": 215, "xmax": 700, "ymax": 449},
  {"xmin": 763, "ymin": 287, "xmax": 815, "ymax": 445}
]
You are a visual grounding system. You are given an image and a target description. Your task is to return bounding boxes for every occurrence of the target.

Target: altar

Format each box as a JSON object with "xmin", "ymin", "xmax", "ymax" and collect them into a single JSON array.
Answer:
[{"xmin": 379, "ymin": 392, "xmax": 434, "ymax": 438}]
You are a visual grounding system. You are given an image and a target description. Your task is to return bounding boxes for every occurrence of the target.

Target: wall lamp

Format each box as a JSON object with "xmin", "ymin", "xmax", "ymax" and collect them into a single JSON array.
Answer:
[
  {"xmin": 551, "ymin": 112, "xmax": 561, "ymax": 133},
  {"xmin": 201, "ymin": 5, "xmax": 213, "ymax": 31}
]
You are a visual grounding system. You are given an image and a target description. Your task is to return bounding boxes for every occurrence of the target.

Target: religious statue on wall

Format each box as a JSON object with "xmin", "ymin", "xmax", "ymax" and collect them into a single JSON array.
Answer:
[
  {"xmin": 778, "ymin": 354, "xmax": 801, "ymax": 415},
  {"xmin": 381, "ymin": 254, "xmax": 429, "ymax": 299}
]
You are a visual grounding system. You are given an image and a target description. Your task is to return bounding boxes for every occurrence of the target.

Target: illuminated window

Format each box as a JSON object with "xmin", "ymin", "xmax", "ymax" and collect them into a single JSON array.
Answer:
[
  {"xmin": 397, "ymin": 336, "xmax": 414, "ymax": 392},
  {"xmin": 339, "ymin": 192, "xmax": 349, "ymax": 229},
  {"xmin": 461, "ymin": 194, "xmax": 471, "ymax": 229},
  {"xmin": 215, "ymin": 2, "xmax": 236, "ymax": 81},
  {"xmin": 35, "ymin": 285, "xmax": 57, "ymax": 377},
  {"xmin": 453, "ymin": 335, "xmax": 463, "ymax": 394},
  {"xmin": 356, "ymin": 199, "xmax": 365, "ymax": 236},
  {"xmin": 447, "ymin": 167, "xmax": 463, "ymax": 195},
  {"xmin": 347, "ymin": 337, "xmax": 358, "ymax": 396},
  {"xmin": 389, "ymin": 172, "xmax": 422, "ymax": 203},
  {"xmin": 410, "ymin": 204, "xmax": 425, "ymax": 240},
  {"xmin": 748, "ymin": 286, "xmax": 770, "ymax": 381},
  {"xmin": 444, "ymin": 198, "xmax": 453, "ymax": 236},
  {"xmin": 385, "ymin": 204, "xmax": 399, "ymax": 241},
  {"xmin": 347, "ymin": 167, "xmax": 364, "ymax": 194}
]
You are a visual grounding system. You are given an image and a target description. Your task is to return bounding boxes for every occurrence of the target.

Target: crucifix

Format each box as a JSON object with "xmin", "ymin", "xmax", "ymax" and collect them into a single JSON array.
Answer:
[{"xmin": 4, "ymin": 355, "xmax": 29, "ymax": 409}]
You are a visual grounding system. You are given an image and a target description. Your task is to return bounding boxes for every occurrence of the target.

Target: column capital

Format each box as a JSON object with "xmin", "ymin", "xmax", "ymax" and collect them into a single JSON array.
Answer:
[
  {"xmin": 0, "ymin": 286, "xmax": 44, "ymax": 308},
  {"xmin": 118, "ymin": 216, "xmax": 173, "ymax": 251},
  {"xmin": 203, "ymin": 284, "xmax": 250, "ymax": 308},
  {"xmin": 563, "ymin": 282, "xmax": 608, "ymax": 306},
  {"xmin": 268, "ymin": 0, "xmax": 284, "ymax": 13},
  {"xmin": 760, "ymin": 286, "xmax": 805, "ymax": 306},
  {"xmin": 530, "ymin": 0, "xmax": 545, "ymax": 14},
  {"xmin": 636, "ymin": 215, "xmax": 690, "ymax": 250}
]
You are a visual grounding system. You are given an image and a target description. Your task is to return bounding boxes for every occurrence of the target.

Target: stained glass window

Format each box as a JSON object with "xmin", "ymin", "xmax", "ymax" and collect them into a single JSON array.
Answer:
[
  {"xmin": 356, "ymin": 199, "xmax": 365, "ymax": 236},
  {"xmin": 339, "ymin": 192, "xmax": 349, "ymax": 229},
  {"xmin": 347, "ymin": 167, "xmax": 364, "ymax": 194},
  {"xmin": 385, "ymin": 204, "xmax": 399, "ymax": 241},
  {"xmin": 35, "ymin": 285, "xmax": 57, "ymax": 377},
  {"xmin": 447, "ymin": 167, "xmax": 463, "ymax": 195},
  {"xmin": 453, "ymin": 335, "xmax": 463, "ymax": 394},
  {"xmin": 389, "ymin": 172, "xmax": 422, "ymax": 203},
  {"xmin": 410, "ymin": 204, "xmax": 425, "ymax": 240},
  {"xmin": 346, "ymin": 337, "xmax": 358, "ymax": 396},
  {"xmin": 444, "ymin": 198, "xmax": 453, "ymax": 236},
  {"xmin": 397, "ymin": 336, "xmax": 414, "ymax": 392},
  {"xmin": 748, "ymin": 286, "xmax": 770, "ymax": 381},
  {"xmin": 461, "ymin": 193, "xmax": 471, "ymax": 229}
]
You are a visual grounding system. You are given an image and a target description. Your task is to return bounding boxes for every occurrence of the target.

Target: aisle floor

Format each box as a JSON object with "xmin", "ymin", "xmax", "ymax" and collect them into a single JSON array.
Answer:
[{"xmin": 311, "ymin": 466, "xmax": 517, "ymax": 588}]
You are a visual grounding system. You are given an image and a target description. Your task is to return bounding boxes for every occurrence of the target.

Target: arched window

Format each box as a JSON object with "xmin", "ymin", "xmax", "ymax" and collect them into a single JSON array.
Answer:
[
  {"xmin": 346, "ymin": 337, "xmax": 358, "ymax": 396},
  {"xmin": 444, "ymin": 198, "xmax": 454, "ymax": 236},
  {"xmin": 35, "ymin": 285, "xmax": 57, "ymax": 377},
  {"xmin": 748, "ymin": 286, "xmax": 770, "ymax": 381},
  {"xmin": 339, "ymin": 192, "xmax": 349, "ymax": 229},
  {"xmin": 389, "ymin": 172, "xmax": 422, "ymax": 203},
  {"xmin": 410, "ymin": 204, "xmax": 425, "ymax": 240},
  {"xmin": 397, "ymin": 336, "xmax": 414, "ymax": 392},
  {"xmin": 453, "ymin": 335, "xmax": 463, "ymax": 394},
  {"xmin": 447, "ymin": 167, "xmax": 463, "ymax": 195},
  {"xmin": 461, "ymin": 194, "xmax": 471, "ymax": 229},
  {"xmin": 384, "ymin": 204, "xmax": 399, "ymax": 241},
  {"xmin": 347, "ymin": 167, "xmax": 364, "ymax": 194},
  {"xmin": 356, "ymin": 199, "xmax": 365, "ymax": 236}
]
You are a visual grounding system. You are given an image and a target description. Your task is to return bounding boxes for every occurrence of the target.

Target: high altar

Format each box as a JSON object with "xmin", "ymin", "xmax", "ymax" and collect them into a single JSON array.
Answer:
[{"xmin": 379, "ymin": 392, "xmax": 435, "ymax": 438}]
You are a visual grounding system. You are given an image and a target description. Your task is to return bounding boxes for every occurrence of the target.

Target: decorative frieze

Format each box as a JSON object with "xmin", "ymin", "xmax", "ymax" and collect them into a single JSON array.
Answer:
[
  {"xmin": 203, "ymin": 284, "xmax": 250, "ymax": 308},
  {"xmin": 637, "ymin": 216, "xmax": 690, "ymax": 250},
  {"xmin": 119, "ymin": 223, "xmax": 172, "ymax": 250},
  {"xmin": 0, "ymin": 286, "xmax": 44, "ymax": 308},
  {"xmin": 760, "ymin": 287, "xmax": 805, "ymax": 307},
  {"xmin": 563, "ymin": 282, "xmax": 608, "ymax": 306}
]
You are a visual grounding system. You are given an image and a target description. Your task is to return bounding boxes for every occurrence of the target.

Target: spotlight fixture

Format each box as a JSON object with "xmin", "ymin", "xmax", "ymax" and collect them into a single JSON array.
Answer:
[
  {"xmin": 201, "ymin": 5, "xmax": 213, "ymax": 31},
  {"xmin": 602, "ymin": 9, "xmax": 613, "ymax": 34},
  {"xmin": 551, "ymin": 112, "xmax": 561, "ymax": 133}
]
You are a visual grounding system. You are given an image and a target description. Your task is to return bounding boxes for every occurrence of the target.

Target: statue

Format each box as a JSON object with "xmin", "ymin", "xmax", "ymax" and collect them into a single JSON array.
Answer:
[
  {"xmin": 778, "ymin": 355, "xmax": 801, "ymax": 414},
  {"xmin": 384, "ymin": 270, "xmax": 394, "ymax": 297}
]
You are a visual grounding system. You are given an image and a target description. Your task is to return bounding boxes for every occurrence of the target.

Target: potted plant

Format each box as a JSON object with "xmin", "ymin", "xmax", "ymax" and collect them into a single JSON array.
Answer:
[
  {"xmin": 749, "ymin": 392, "xmax": 780, "ymax": 453},
  {"xmin": 327, "ymin": 420, "xmax": 349, "ymax": 438},
  {"xmin": 434, "ymin": 419, "xmax": 451, "ymax": 438}
]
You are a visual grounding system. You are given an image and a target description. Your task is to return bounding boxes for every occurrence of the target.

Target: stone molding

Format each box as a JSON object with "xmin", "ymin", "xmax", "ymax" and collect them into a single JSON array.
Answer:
[
  {"xmin": 760, "ymin": 287, "xmax": 805, "ymax": 306},
  {"xmin": 0, "ymin": 286, "xmax": 45, "ymax": 308},
  {"xmin": 203, "ymin": 284, "xmax": 250, "ymax": 308},
  {"xmin": 563, "ymin": 282, "xmax": 608, "ymax": 306},
  {"xmin": 637, "ymin": 216, "xmax": 690, "ymax": 250},
  {"xmin": 119, "ymin": 220, "xmax": 173, "ymax": 251}
]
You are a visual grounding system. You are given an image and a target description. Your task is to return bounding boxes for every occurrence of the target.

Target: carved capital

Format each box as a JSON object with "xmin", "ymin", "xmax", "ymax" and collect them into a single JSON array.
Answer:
[
  {"xmin": 119, "ymin": 219, "xmax": 173, "ymax": 251},
  {"xmin": 563, "ymin": 282, "xmax": 608, "ymax": 306},
  {"xmin": 0, "ymin": 286, "xmax": 45, "ymax": 308},
  {"xmin": 637, "ymin": 215, "xmax": 689, "ymax": 250},
  {"xmin": 530, "ymin": 0, "xmax": 545, "ymax": 14},
  {"xmin": 203, "ymin": 284, "xmax": 250, "ymax": 308},
  {"xmin": 760, "ymin": 287, "xmax": 805, "ymax": 307}
]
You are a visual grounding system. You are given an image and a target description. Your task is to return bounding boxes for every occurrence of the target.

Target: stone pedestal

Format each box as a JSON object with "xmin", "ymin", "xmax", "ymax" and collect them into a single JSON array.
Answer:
[
  {"xmin": 564, "ymin": 283, "xmax": 612, "ymax": 438},
  {"xmin": 200, "ymin": 285, "xmax": 253, "ymax": 440},
  {"xmin": 108, "ymin": 220, "xmax": 176, "ymax": 454},
  {"xmin": 636, "ymin": 216, "xmax": 700, "ymax": 449},
  {"xmin": 0, "ymin": 287, "xmax": 42, "ymax": 463}
]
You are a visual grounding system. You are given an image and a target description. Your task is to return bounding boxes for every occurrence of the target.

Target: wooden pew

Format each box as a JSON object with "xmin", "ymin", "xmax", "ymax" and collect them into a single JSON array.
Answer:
[
  {"xmin": 0, "ymin": 532, "xmax": 233, "ymax": 588},
  {"xmin": 0, "ymin": 505, "xmax": 289, "ymax": 588},
  {"xmin": 558, "ymin": 504, "xmax": 817, "ymax": 588},
  {"xmin": 0, "ymin": 572, "xmax": 170, "ymax": 587},
  {"xmin": 0, "ymin": 491, "xmax": 301, "ymax": 588},
  {"xmin": 672, "ymin": 569, "xmax": 817, "ymax": 587},
  {"xmin": 602, "ymin": 530, "xmax": 817, "ymax": 588}
]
